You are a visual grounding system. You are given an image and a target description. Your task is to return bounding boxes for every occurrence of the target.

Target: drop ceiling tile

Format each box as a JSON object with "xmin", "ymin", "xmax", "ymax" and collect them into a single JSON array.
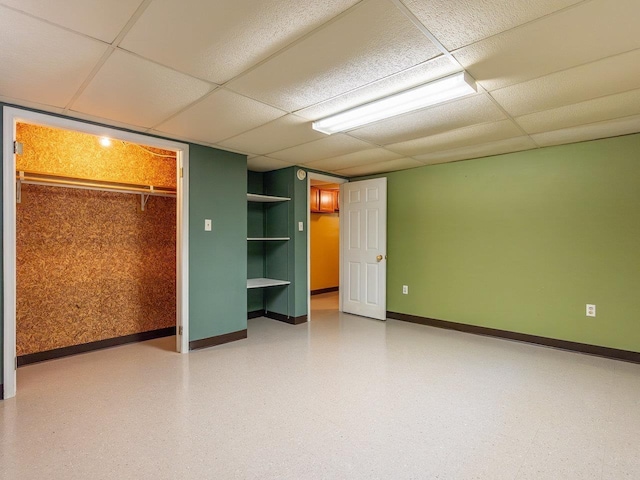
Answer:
[
  {"xmin": 491, "ymin": 49, "xmax": 640, "ymax": 117},
  {"xmin": 269, "ymin": 135, "xmax": 373, "ymax": 164},
  {"xmin": 71, "ymin": 49, "xmax": 212, "ymax": 128},
  {"xmin": 402, "ymin": 0, "xmax": 582, "ymax": 50},
  {"xmin": 0, "ymin": 7, "xmax": 108, "ymax": 108},
  {"xmin": 304, "ymin": 148, "xmax": 402, "ymax": 172},
  {"xmin": 227, "ymin": 0, "xmax": 441, "ymax": 112},
  {"xmin": 247, "ymin": 156, "xmax": 295, "ymax": 172},
  {"xmin": 386, "ymin": 120, "xmax": 523, "ymax": 156},
  {"xmin": 1, "ymin": 0, "xmax": 142, "ymax": 43},
  {"xmin": 530, "ymin": 115, "xmax": 640, "ymax": 147},
  {"xmin": 414, "ymin": 136, "xmax": 537, "ymax": 165},
  {"xmin": 120, "ymin": 0, "xmax": 359, "ymax": 84},
  {"xmin": 335, "ymin": 157, "xmax": 424, "ymax": 177},
  {"xmin": 156, "ymin": 89, "xmax": 286, "ymax": 144},
  {"xmin": 516, "ymin": 89, "xmax": 640, "ymax": 134},
  {"xmin": 455, "ymin": 0, "xmax": 640, "ymax": 91},
  {"xmin": 297, "ymin": 56, "xmax": 460, "ymax": 120},
  {"xmin": 350, "ymin": 94, "xmax": 506, "ymax": 145},
  {"xmin": 218, "ymin": 115, "xmax": 324, "ymax": 156}
]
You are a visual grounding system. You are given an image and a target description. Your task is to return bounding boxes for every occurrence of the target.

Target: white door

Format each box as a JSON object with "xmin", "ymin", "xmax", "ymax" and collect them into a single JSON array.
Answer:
[{"xmin": 340, "ymin": 178, "xmax": 387, "ymax": 320}]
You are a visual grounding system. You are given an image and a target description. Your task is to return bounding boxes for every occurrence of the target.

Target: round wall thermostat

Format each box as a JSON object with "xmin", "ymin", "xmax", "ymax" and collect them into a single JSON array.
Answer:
[{"xmin": 297, "ymin": 169, "xmax": 306, "ymax": 180}]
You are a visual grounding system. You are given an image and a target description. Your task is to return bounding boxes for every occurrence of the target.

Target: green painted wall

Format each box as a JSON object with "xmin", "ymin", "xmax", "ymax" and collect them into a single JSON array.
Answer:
[
  {"xmin": 189, "ymin": 144, "xmax": 247, "ymax": 341},
  {"xmin": 384, "ymin": 134, "xmax": 640, "ymax": 353},
  {"xmin": 292, "ymin": 169, "xmax": 309, "ymax": 318}
]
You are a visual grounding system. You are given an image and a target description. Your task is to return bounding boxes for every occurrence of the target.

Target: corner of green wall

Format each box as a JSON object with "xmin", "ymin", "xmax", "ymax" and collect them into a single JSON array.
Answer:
[
  {"xmin": 385, "ymin": 134, "xmax": 640, "ymax": 353},
  {"xmin": 188, "ymin": 144, "xmax": 248, "ymax": 341}
]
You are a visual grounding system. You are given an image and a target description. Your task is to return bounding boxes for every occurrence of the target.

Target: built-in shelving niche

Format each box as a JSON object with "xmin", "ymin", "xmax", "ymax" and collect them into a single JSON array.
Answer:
[{"xmin": 247, "ymin": 171, "xmax": 293, "ymax": 320}]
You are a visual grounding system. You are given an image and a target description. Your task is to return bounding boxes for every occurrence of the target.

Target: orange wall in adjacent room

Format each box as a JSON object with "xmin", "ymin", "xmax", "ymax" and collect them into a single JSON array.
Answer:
[{"xmin": 310, "ymin": 212, "xmax": 339, "ymax": 291}]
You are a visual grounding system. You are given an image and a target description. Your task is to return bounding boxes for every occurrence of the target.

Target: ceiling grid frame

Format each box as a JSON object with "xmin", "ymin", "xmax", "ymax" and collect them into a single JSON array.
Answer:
[{"xmin": 1, "ymin": 0, "xmax": 639, "ymax": 175}]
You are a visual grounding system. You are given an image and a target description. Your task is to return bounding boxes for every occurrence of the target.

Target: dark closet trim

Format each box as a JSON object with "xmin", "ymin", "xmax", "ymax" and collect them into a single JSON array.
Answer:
[
  {"xmin": 247, "ymin": 310, "xmax": 308, "ymax": 325},
  {"xmin": 265, "ymin": 312, "xmax": 308, "ymax": 325},
  {"xmin": 387, "ymin": 312, "xmax": 640, "ymax": 364},
  {"xmin": 311, "ymin": 287, "xmax": 339, "ymax": 295},
  {"xmin": 17, "ymin": 327, "xmax": 176, "ymax": 366},
  {"xmin": 189, "ymin": 329, "xmax": 248, "ymax": 350}
]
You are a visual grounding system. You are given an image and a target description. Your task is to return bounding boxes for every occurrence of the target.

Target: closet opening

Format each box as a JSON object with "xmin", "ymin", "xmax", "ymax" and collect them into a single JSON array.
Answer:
[
  {"xmin": 306, "ymin": 172, "xmax": 347, "ymax": 322},
  {"xmin": 3, "ymin": 107, "xmax": 190, "ymax": 400}
]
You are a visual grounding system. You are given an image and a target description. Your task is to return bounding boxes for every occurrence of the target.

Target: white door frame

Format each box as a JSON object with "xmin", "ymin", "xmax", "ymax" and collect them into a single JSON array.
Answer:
[
  {"xmin": 306, "ymin": 171, "xmax": 348, "ymax": 321},
  {"xmin": 2, "ymin": 106, "xmax": 190, "ymax": 400}
]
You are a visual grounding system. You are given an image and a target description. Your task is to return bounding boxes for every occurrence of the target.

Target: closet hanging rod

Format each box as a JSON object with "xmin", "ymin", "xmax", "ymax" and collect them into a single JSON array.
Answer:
[{"xmin": 16, "ymin": 171, "xmax": 176, "ymax": 198}]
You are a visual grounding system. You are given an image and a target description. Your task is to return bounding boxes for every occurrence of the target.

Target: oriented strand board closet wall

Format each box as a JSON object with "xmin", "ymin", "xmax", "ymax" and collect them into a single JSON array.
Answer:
[{"xmin": 16, "ymin": 123, "xmax": 177, "ymax": 357}]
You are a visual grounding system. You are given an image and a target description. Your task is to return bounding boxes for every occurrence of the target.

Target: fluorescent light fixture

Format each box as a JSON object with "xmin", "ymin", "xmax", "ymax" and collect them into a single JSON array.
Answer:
[{"xmin": 312, "ymin": 72, "xmax": 477, "ymax": 135}]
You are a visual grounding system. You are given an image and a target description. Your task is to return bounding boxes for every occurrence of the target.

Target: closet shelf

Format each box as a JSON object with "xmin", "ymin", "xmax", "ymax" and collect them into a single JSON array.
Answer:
[
  {"xmin": 247, "ymin": 193, "xmax": 290, "ymax": 203},
  {"xmin": 16, "ymin": 171, "xmax": 176, "ymax": 197},
  {"xmin": 247, "ymin": 278, "xmax": 291, "ymax": 289},
  {"xmin": 247, "ymin": 237, "xmax": 290, "ymax": 241}
]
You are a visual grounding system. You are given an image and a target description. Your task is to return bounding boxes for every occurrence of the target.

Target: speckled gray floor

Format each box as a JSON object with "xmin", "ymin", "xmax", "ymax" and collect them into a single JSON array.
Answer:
[{"xmin": 1, "ymin": 292, "xmax": 639, "ymax": 479}]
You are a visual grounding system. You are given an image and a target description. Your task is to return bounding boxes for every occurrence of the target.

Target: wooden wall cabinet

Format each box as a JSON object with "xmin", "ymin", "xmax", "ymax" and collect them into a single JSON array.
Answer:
[{"xmin": 311, "ymin": 187, "xmax": 339, "ymax": 213}]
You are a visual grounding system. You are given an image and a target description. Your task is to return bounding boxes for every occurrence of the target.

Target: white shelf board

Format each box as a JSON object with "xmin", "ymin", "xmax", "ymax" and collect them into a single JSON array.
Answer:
[
  {"xmin": 247, "ymin": 278, "xmax": 291, "ymax": 289},
  {"xmin": 247, "ymin": 237, "xmax": 290, "ymax": 241},
  {"xmin": 247, "ymin": 193, "xmax": 291, "ymax": 203}
]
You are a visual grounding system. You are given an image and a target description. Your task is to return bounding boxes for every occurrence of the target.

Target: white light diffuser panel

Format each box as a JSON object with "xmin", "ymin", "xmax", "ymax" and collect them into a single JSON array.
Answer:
[{"xmin": 312, "ymin": 72, "xmax": 477, "ymax": 134}]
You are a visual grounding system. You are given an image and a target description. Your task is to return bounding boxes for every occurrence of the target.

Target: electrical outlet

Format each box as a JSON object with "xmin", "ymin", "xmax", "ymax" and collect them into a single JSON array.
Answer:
[
  {"xmin": 586, "ymin": 304, "xmax": 596, "ymax": 317},
  {"xmin": 402, "ymin": 285, "xmax": 408, "ymax": 295}
]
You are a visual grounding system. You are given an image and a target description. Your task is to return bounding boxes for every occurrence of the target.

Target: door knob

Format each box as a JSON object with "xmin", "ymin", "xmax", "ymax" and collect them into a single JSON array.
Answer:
[{"xmin": 376, "ymin": 255, "xmax": 383, "ymax": 262}]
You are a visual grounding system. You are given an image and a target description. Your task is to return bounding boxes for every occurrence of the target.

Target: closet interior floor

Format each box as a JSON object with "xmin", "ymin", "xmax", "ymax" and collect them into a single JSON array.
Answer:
[{"xmin": 1, "ymin": 292, "xmax": 639, "ymax": 479}]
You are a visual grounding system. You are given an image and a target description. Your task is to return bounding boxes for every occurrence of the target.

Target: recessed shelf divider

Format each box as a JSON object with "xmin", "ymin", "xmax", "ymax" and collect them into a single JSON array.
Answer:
[
  {"xmin": 247, "ymin": 278, "xmax": 291, "ymax": 289},
  {"xmin": 247, "ymin": 193, "xmax": 290, "ymax": 203}
]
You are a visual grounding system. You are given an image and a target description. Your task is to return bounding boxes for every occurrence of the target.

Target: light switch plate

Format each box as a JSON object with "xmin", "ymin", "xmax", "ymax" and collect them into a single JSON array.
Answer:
[
  {"xmin": 298, "ymin": 222, "xmax": 304, "ymax": 232},
  {"xmin": 205, "ymin": 219, "xmax": 212, "ymax": 231}
]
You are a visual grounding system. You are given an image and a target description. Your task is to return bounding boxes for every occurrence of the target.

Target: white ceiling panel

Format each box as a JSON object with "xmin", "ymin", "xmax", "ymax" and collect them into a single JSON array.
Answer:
[
  {"xmin": 120, "ymin": 0, "xmax": 359, "ymax": 84},
  {"xmin": 414, "ymin": 136, "xmax": 537, "ymax": 165},
  {"xmin": 218, "ymin": 114, "xmax": 325, "ymax": 156},
  {"xmin": 304, "ymin": 148, "xmax": 402, "ymax": 172},
  {"xmin": 401, "ymin": 0, "xmax": 582, "ymax": 50},
  {"xmin": 516, "ymin": 89, "xmax": 640, "ymax": 135},
  {"xmin": 531, "ymin": 115, "xmax": 640, "ymax": 147},
  {"xmin": 491, "ymin": 49, "xmax": 640, "ymax": 117},
  {"xmin": 269, "ymin": 135, "xmax": 373, "ymax": 164},
  {"xmin": 71, "ymin": 49, "xmax": 212, "ymax": 128},
  {"xmin": 156, "ymin": 89, "xmax": 286, "ymax": 145},
  {"xmin": 247, "ymin": 156, "xmax": 296, "ymax": 172},
  {"xmin": 335, "ymin": 157, "xmax": 424, "ymax": 177},
  {"xmin": 227, "ymin": 0, "xmax": 441, "ymax": 112},
  {"xmin": 455, "ymin": 0, "xmax": 640, "ymax": 91},
  {"xmin": 297, "ymin": 56, "xmax": 460, "ymax": 121},
  {"xmin": 0, "ymin": 7, "xmax": 108, "ymax": 108},
  {"xmin": 0, "ymin": 0, "xmax": 143, "ymax": 43},
  {"xmin": 386, "ymin": 120, "xmax": 523, "ymax": 157},
  {"xmin": 350, "ymin": 94, "xmax": 506, "ymax": 145}
]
